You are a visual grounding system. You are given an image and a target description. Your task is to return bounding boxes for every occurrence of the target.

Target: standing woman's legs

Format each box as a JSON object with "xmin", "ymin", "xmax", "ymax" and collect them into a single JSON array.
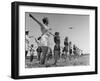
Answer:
[
  {"xmin": 38, "ymin": 52, "xmax": 41, "ymax": 61},
  {"xmin": 37, "ymin": 46, "xmax": 42, "ymax": 61},
  {"xmin": 40, "ymin": 46, "xmax": 48, "ymax": 64}
]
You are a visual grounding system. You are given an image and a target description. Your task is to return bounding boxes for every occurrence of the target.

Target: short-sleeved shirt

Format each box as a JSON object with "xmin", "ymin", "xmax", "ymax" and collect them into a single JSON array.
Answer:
[{"xmin": 40, "ymin": 34, "xmax": 51, "ymax": 47}]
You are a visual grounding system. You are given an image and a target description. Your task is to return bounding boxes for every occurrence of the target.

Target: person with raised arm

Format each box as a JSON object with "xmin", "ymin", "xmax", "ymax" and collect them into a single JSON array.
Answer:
[
  {"xmin": 29, "ymin": 14, "xmax": 54, "ymax": 65},
  {"xmin": 29, "ymin": 14, "xmax": 53, "ymax": 36}
]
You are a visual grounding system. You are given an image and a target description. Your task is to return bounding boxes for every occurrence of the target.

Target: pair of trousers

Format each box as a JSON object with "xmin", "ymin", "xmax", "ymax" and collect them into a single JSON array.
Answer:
[
  {"xmin": 37, "ymin": 52, "xmax": 41, "ymax": 61},
  {"xmin": 37, "ymin": 46, "xmax": 42, "ymax": 60},
  {"xmin": 54, "ymin": 50, "xmax": 60, "ymax": 64},
  {"xmin": 40, "ymin": 46, "xmax": 48, "ymax": 64}
]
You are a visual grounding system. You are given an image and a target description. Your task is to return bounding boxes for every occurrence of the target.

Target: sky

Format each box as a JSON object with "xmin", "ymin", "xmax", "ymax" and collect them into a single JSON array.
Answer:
[{"xmin": 25, "ymin": 12, "xmax": 90, "ymax": 53}]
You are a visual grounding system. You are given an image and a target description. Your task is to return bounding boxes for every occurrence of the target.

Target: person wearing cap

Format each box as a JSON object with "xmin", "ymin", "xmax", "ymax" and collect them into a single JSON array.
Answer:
[{"xmin": 53, "ymin": 32, "xmax": 60, "ymax": 65}]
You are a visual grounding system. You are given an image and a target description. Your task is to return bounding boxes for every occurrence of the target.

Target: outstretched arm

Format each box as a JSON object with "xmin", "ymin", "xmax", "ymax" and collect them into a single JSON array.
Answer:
[
  {"xmin": 49, "ymin": 32, "xmax": 55, "ymax": 37},
  {"xmin": 29, "ymin": 14, "xmax": 54, "ymax": 36},
  {"xmin": 29, "ymin": 14, "xmax": 43, "ymax": 27}
]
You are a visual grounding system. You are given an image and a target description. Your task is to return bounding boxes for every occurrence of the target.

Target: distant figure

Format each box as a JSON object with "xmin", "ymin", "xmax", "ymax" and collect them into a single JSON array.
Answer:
[
  {"xmin": 62, "ymin": 37, "xmax": 69, "ymax": 59},
  {"xmin": 69, "ymin": 41, "xmax": 72, "ymax": 55},
  {"xmin": 76, "ymin": 47, "xmax": 80, "ymax": 56},
  {"xmin": 73, "ymin": 44, "xmax": 76, "ymax": 55},
  {"xmin": 25, "ymin": 31, "xmax": 30, "ymax": 57},
  {"xmin": 81, "ymin": 50, "xmax": 83, "ymax": 55},
  {"xmin": 68, "ymin": 41, "xmax": 73, "ymax": 60},
  {"xmin": 25, "ymin": 31, "xmax": 34, "ymax": 58},
  {"xmin": 53, "ymin": 32, "xmax": 60, "ymax": 65},
  {"xmin": 30, "ymin": 44, "xmax": 35, "ymax": 62},
  {"xmin": 73, "ymin": 44, "xmax": 78, "ymax": 59},
  {"xmin": 78, "ymin": 48, "xmax": 82, "ymax": 56}
]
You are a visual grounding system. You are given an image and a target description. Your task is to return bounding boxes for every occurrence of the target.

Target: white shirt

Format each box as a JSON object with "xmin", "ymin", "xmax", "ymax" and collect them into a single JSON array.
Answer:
[
  {"xmin": 39, "ymin": 24, "xmax": 51, "ymax": 47},
  {"xmin": 25, "ymin": 35, "xmax": 30, "ymax": 51},
  {"xmin": 40, "ymin": 34, "xmax": 49, "ymax": 46}
]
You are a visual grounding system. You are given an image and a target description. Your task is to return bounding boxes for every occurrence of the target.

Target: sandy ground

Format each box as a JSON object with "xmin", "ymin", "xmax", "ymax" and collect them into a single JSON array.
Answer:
[{"xmin": 25, "ymin": 54, "xmax": 89, "ymax": 68}]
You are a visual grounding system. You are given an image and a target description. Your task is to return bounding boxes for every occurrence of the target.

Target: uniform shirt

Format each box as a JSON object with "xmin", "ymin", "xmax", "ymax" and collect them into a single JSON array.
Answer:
[{"xmin": 54, "ymin": 35, "xmax": 60, "ymax": 45}]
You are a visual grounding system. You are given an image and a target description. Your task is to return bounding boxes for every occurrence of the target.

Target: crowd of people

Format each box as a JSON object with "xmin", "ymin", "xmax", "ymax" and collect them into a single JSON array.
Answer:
[{"xmin": 25, "ymin": 14, "xmax": 83, "ymax": 66}]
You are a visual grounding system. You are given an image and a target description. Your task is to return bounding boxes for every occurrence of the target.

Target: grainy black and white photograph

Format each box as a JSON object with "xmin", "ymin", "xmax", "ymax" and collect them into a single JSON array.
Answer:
[{"xmin": 25, "ymin": 12, "xmax": 90, "ymax": 68}]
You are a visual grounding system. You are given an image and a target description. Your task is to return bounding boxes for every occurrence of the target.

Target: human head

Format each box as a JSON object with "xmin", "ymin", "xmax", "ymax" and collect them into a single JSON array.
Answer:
[
  {"xmin": 31, "ymin": 44, "xmax": 34, "ymax": 47},
  {"xmin": 25, "ymin": 31, "xmax": 29, "ymax": 35},
  {"xmin": 65, "ymin": 37, "xmax": 68, "ymax": 41},
  {"xmin": 42, "ymin": 17, "xmax": 49, "ymax": 26},
  {"xmin": 55, "ymin": 32, "xmax": 59, "ymax": 35}
]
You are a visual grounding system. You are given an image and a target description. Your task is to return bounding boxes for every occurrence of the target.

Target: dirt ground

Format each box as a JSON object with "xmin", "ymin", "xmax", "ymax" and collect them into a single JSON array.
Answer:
[{"xmin": 25, "ymin": 54, "xmax": 89, "ymax": 68}]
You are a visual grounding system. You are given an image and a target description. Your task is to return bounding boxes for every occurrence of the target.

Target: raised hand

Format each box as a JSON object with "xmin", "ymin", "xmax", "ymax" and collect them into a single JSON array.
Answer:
[
  {"xmin": 29, "ymin": 13, "xmax": 42, "ymax": 26},
  {"xmin": 29, "ymin": 14, "xmax": 33, "ymax": 18}
]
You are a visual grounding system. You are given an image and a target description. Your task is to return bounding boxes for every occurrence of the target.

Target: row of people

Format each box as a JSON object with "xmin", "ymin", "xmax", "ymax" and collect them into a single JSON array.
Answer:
[
  {"xmin": 25, "ymin": 31, "xmax": 83, "ymax": 65},
  {"xmin": 25, "ymin": 14, "xmax": 83, "ymax": 65},
  {"xmin": 53, "ymin": 32, "xmax": 83, "ymax": 64}
]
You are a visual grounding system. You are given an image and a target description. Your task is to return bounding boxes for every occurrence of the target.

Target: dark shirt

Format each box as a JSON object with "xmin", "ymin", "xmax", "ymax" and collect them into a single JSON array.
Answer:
[
  {"xmin": 36, "ymin": 46, "xmax": 42, "ymax": 52},
  {"xmin": 64, "ymin": 41, "xmax": 68, "ymax": 46},
  {"xmin": 54, "ymin": 35, "xmax": 60, "ymax": 45}
]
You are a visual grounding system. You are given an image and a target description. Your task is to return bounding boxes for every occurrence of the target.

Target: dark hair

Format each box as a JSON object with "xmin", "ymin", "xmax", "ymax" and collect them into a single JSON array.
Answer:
[
  {"xmin": 42, "ymin": 17, "xmax": 49, "ymax": 25},
  {"xmin": 25, "ymin": 31, "xmax": 29, "ymax": 35},
  {"xmin": 65, "ymin": 37, "xmax": 68, "ymax": 41},
  {"xmin": 55, "ymin": 32, "xmax": 59, "ymax": 35},
  {"xmin": 31, "ymin": 44, "xmax": 34, "ymax": 47}
]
